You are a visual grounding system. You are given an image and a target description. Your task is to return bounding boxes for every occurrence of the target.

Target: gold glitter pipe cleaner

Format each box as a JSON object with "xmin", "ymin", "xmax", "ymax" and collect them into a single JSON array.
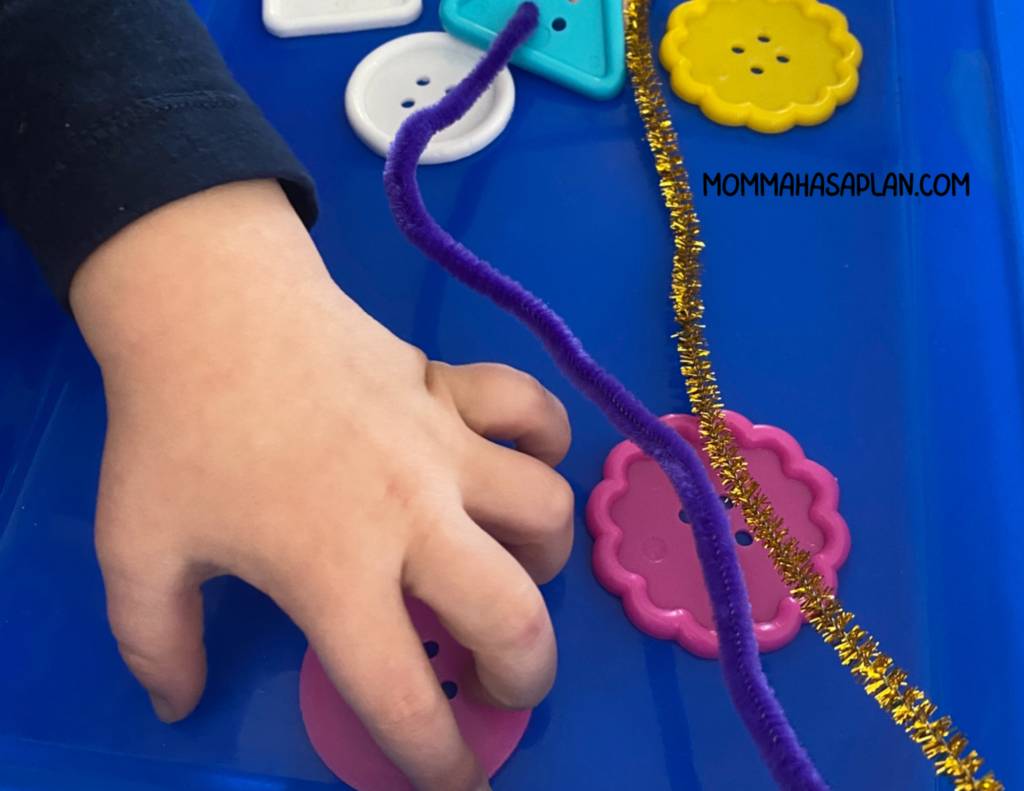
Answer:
[{"xmin": 622, "ymin": 1, "xmax": 1003, "ymax": 788}]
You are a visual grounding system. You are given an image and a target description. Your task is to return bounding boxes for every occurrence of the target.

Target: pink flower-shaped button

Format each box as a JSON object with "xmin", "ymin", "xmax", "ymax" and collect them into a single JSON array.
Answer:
[
  {"xmin": 586, "ymin": 410, "xmax": 850, "ymax": 658},
  {"xmin": 299, "ymin": 597, "xmax": 531, "ymax": 791}
]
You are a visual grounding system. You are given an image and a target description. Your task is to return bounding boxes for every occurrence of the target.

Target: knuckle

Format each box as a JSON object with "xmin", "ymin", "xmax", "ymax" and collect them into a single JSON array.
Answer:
[
  {"xmin": 475, "ymin": 591, "xmax": 555, "ymax": 710},
  {"xmin": 540, "ymin": 476, "xmax": 575, "ymax": 532},
  {"xmin": 478, "ymin": 362, "xmax": 518, "ymax": 381},
  {"xmin": 487, "ymin": 364, "xmax": 550, "ymax": 418},
  {"xmin": 500, "ymin": 591, "xmax": 551, "ymax": 653},
  {"xmin": 405, "ymin": 346, "xmax": 430, "ymax": 379},
  {"xmin": 515, "ymin": 374, "xmax": 553, "ymax": 420}
]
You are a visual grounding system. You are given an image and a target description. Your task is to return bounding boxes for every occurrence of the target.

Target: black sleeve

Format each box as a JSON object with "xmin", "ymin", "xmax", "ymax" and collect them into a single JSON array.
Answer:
[{"xmin": 0, "ymin": 0, "xmax": 319, "ymax": 313}]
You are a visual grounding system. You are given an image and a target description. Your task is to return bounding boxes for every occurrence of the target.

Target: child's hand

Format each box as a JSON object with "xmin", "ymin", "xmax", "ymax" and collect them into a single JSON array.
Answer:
[{"xmin": 69, "ymin": 180, "xmax": 574, "ymax": 791}]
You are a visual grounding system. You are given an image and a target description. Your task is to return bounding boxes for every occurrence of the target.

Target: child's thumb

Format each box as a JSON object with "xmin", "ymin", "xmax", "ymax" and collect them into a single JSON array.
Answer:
[{"xmin": 98, "ymin": 541, "xmax": 208, "ymax": 723}]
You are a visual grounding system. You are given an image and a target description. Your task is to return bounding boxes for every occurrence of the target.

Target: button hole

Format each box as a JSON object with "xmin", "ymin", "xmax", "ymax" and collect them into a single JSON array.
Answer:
[
  {"xmin": 552, "ymin": 17, "xmax": 566, "ymax": 30},
  {"xmin": 441, "ymin": 680, "xmax": 458, "ymax": 699},
  {"xmin": 776, "ymin": 55, "xmax": 789, "ymax": 63},
  {"xmin": 401, "ymin": 99, "xmax": 415, "ymax": 108},
  {"xmin": 750, "ymin": 66, "xmax": 764, "ymax": 75},
  {"xmin": 731, "ymin": 45, "xmax": 744, "ymax": 54},
  {"xmin": 757, "ymin": 34, "xmax": 770, "ymax": 42},
  {"xmin": 735, "ymin": 530, "xmax": 754, "ymax": 547},
  {"xmin": 423, "ymin": 640, "xmax": 439, "ymax": 659},
  {"xmin": 416, "ymin": 76, "xmax": 430, "ymax": 86}
]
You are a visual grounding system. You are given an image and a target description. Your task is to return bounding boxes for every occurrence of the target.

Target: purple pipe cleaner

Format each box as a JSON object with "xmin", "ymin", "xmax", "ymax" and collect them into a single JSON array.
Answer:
[{"xmin": 382, "ymin": 5, "xmax": 828, "ymax": 789}]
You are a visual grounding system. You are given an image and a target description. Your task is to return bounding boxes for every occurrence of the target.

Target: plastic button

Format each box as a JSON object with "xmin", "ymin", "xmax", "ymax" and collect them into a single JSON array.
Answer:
[
  {"xmin": 440, "ymin": 0, "xmax": 626, "ymax": 101},
  {"xmin": 659, "ymin": 0, "xmax": 862, "ymax": 133},
  {"xmin": 586, "ymin": 410, "xmax": 851, "ymax": 658},
  {"xmin": 300, "ymin": 597, "xmax": 530, "ymax": 791},
  {"xmin": 345, "ymin": 32, "xmax": 516, "ymax": 164},
  {"xmin": 263, "ymin": 0, "xmax": 422, "ymax": 38}
]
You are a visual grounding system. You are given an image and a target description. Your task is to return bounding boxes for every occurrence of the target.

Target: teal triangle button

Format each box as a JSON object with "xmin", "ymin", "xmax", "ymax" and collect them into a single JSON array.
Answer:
[{"xmin": 440, "ymin": 0, "xmax": 625, "ymax": 100}]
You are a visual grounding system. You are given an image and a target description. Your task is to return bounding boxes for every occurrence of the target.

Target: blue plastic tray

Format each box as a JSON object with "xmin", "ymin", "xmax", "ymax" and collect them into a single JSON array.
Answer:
[{"xmin": 1, "ymin": 0, "xmax": 1022, "ymax": 788}]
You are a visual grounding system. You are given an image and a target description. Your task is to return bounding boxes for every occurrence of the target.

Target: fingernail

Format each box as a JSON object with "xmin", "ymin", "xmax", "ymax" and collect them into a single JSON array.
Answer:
[{"xmin": 149, "ymin": 692, "xmax": 177, "ymax": 723}]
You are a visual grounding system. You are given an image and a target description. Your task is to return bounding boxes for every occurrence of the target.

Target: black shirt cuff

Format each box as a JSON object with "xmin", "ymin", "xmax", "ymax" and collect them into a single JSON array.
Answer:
[
  {"xmin": 0, "ymin": 0, "xmax": 320, "ymax": 314},
  {"xmin": 16, "ymin": 92, "xmax": 318, "ymax": 313}
]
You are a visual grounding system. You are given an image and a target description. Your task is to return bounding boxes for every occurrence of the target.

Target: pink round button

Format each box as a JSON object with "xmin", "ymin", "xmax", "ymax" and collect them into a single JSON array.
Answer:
[
  {"xmin": 586, "ymin": 411, "xmax": 851, "ymax": 658},
  {"xmin": 299, "ymin": 596, "xmax": 531, "ymax": 791}
]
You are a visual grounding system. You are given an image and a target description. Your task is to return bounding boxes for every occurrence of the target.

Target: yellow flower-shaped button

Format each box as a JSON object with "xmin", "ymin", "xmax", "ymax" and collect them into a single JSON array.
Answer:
[{"xmin": 659, "ymin": 0, "xmax": 862, "ymax": 133}]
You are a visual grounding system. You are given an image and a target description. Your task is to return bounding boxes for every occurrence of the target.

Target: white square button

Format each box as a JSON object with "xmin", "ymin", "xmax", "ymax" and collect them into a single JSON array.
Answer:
[{"xmin": 264, "ymin": 0, "xmax": 422, "ymax": 38}]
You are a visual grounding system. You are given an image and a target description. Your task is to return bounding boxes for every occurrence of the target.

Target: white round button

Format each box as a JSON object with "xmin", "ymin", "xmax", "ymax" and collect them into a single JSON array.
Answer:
[{"xmin": 345, "ymin": 32, "xmax": 516, "ymax": 165}]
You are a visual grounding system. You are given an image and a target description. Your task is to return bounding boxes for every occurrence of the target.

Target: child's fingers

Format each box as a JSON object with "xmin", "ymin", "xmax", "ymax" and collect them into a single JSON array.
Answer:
[
  {"xmin": 96, "ymin": 539, "xmax": 207, "ymax": 724},
  {"xmin": 434, "ymin": 363, "xmax": 571, "ymax": 467},
  {"xmin": 289, "ymin": 575, "xmax": 488, "ymax": 791},
  {"xmin": 460, "ymin": 437, "xmax": 574, "ymax": 584},
  {"xmin": 405, "ymin": 518, "xmax": 557, "ymax": 711}
]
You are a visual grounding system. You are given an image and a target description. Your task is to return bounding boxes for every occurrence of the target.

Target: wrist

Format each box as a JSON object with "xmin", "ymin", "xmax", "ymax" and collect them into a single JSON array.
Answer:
[{"xmin": 70, "ymin": 180, "xmax": 337, "ymax": 383}]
